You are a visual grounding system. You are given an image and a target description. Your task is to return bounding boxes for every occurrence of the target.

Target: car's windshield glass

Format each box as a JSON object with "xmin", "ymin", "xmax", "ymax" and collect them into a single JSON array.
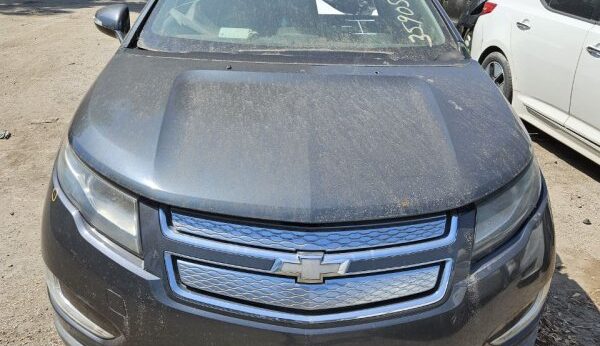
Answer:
[{"xmin": 138, "ymin": 0, "xmax": 459, "ymax": 63}]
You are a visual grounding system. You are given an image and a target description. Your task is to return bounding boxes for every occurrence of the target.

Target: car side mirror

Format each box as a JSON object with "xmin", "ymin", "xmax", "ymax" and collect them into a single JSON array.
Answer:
[{"xmin": 94, "ymin": 4, "xmax": 130, "ymax": 42}]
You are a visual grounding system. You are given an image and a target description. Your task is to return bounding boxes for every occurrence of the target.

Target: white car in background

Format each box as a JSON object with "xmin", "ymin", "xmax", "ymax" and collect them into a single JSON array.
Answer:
[{"xmin": 471, "ymin": 0, "xmax": 600, "ymax": 165}]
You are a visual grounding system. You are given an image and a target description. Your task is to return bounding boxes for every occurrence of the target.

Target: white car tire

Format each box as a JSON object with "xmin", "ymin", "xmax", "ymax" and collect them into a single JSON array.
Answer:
[{"xmin": 482, "ymin": 52, "xmax": 513, "ymax": 102}]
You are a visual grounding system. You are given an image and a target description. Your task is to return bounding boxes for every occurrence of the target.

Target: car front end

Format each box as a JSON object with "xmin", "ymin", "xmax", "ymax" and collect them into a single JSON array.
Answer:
[
  {"xmin": 43, "ymin": 148, "xmax": 554, "ymax": 345},
  {"xmin": 42, "ymin": 0, "xmax": 555, "ymax": 345}
]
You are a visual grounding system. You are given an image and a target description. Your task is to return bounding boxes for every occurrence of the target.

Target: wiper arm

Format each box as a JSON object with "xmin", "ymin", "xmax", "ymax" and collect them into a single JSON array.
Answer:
[{"xmin": 236, "ymin": 48, "xmax": 396, "ymax": 56}]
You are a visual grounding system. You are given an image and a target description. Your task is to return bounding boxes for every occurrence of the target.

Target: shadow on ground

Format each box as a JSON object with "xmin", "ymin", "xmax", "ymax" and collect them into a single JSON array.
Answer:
[
  {"xmin": 0, "ymin": 0, "xmax": 145, "ymax": 16},
  {"xmin": 526, "ymin": 123, "xmax": 600, "ymax": 183},
  {"xmin": 536, "ymin": 256, "xmax": 600, "ymax": 345}
]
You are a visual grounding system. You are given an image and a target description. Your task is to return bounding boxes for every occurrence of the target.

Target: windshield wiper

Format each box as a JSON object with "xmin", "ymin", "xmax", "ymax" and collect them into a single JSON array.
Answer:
[{"xmin": 236, "ymin": 48, "xmax": 397, "ymax": 57}]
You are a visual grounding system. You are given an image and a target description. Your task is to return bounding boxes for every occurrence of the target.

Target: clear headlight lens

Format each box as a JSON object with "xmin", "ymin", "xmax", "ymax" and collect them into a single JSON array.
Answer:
[
  {"xmin": 473, "ymin": 162, "xmax": 542, "ymax": 260},
  {"xmin": 56, "ymin": 144, "xmax": 141, "ymax": 254}
]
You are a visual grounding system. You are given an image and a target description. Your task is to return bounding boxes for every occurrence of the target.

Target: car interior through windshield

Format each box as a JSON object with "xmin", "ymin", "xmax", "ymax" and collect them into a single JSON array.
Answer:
[{"xmin": 138, "ymin": 0, "xmax": 449, "ymax": 53}]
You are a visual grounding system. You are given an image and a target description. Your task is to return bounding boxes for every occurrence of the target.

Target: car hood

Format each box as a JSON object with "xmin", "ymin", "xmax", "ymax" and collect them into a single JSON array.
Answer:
[{"xmin": 69, "ymin": 51, "xmax": 532, "ymax": 223}]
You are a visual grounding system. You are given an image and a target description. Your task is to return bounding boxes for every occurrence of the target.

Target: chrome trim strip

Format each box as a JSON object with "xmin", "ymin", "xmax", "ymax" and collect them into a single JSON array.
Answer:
[
  {"xmin": 563, "ymin": 124, "xmax": 600, "ymax": 149},
  {"xmin": 165, "ymin": 254, "xmax": 453, "ymax": 324},
  {"xmin": 490, "ymin": 281, "xmax": 551, "ymax": 345},
  {"xmin": 160, "ymin": 210, "xmax": 458, "ymax": 277},
  {"xmin": 54, "ymin": 317, "xmax": 87, "ymax": 346},
  {"xmin": 525, "ymin": 105, "xmax": 600, "ymax": 148},
  {"xmin": 525, "ymin": 105, "xmax": 563, "ymax": 128},
  {"xmin": 47, "ymin": 268, "xmax": 115, "ymax": 340}
]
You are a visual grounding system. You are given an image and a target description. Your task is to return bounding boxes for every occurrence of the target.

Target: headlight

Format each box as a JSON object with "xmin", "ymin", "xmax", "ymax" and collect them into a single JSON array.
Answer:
[
  {"xmin": 56, "ymin": 143, "xmax": 141, "ymax": 255},
  {"xmin": 473, "ymin": 162, "xmax": 542, "ymax": 260}
]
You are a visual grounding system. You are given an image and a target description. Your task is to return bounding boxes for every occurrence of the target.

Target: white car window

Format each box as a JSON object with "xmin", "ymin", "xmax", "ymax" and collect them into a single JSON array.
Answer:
[{"xmin": 543, "ymin": 0, "xmax": 599, "ymax": 21}]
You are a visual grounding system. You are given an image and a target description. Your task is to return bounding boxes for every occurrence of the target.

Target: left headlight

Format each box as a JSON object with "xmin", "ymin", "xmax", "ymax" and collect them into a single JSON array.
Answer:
[
  {"xmin": 473, "ymin": 161, "xmax": 542, "ymax": 260},
  {"xmin": 56, "ymin": 143, "xmax": 141, "ymax": 255}
]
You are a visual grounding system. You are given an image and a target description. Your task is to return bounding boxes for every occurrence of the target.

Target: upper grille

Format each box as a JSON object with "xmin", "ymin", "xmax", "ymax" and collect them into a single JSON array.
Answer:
[
  {"xmin": 178, "ymin": 259, "xmax": 440, "ymax": 311},
  {"xmin": 172, "ymin": 211, "xmax": 446, "ymax": 252}
]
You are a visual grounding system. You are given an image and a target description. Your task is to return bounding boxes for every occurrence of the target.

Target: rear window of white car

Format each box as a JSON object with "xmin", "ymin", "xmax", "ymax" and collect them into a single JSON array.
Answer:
[{"xmin": 138, "ymin": 0, "xmax": 460, "ymax": 63}]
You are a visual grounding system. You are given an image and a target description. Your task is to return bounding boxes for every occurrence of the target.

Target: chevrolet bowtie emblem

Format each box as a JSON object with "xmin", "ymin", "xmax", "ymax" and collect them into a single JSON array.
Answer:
[{"xmin": 272, "ymin": 252, "xmax": 349, "ymax": 284}]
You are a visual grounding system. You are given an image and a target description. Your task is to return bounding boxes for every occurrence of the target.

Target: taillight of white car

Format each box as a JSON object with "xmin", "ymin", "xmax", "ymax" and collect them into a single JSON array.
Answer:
[{"xmin": 481, "ymin": 2, "xmax": 497, "ymax": 15}]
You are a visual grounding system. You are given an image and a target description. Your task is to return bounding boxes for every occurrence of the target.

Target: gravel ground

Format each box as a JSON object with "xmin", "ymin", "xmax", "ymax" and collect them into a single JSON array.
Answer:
[{"xmin": 0, "ymin": 1, "xmax": 598, "ymax": 345}]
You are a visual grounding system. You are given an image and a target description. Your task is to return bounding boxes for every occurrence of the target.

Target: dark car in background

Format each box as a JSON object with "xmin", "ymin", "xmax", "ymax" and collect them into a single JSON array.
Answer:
[
  {"xmin": 42, "ymin": 0, "xmax": 555, "ymax": 345},
  {"xmin": 439, "ymin": 0, "xmax": 489, "ymax": 46}
]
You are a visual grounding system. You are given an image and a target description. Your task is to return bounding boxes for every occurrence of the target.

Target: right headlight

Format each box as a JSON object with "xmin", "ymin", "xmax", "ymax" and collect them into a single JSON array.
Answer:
[
  {"xmin": 473, "ymin": 161, "xmax": 542, "ymax": 260},
  {"xmin": 56, "ymin": 143, "xmax": 141, "ymax": 255}
]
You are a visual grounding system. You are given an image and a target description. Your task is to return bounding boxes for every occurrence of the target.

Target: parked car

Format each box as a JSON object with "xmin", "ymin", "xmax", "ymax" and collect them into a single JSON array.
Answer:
[
  {"xmin": 471, "ymin": 0, "xmax": 600, "ymax": 165},
  {"xmin": 42, "ymin": 0, "xmax": 555, "ymax": 345},
  {"xmin": 439, "ymin": 0, "xmax": 470, "ymax": 22},
  {"xmin": 439, "ymin": 0, "xmax": 488, "ymax": 46}
]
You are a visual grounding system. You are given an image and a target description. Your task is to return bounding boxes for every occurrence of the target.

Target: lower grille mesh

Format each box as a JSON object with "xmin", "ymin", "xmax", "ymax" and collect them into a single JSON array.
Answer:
[{"xmin": 177, "ymin": 259, "xmax": 440, "ymax": 311}]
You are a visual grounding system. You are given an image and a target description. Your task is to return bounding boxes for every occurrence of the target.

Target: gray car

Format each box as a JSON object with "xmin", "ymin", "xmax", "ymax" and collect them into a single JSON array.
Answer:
[{"xmin": 42, "ymin": 0, "xmax": 555, "ymax": 345}]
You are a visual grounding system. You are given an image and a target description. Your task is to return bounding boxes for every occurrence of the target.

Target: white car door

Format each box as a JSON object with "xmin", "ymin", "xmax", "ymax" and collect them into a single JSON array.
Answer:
[
  {"xmin": 510, "ymin": 0, "xmax": 594, "ymax": 125},
  {"xmin": 567, "ymin": 24, "xmax": 600, "ymax": 147}
]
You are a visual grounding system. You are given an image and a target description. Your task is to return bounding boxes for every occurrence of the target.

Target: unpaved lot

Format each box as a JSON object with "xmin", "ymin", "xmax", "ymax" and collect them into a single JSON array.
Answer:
[{"xmin": 0, "ymin": 1, "xmax": 598, "ymax": 345}]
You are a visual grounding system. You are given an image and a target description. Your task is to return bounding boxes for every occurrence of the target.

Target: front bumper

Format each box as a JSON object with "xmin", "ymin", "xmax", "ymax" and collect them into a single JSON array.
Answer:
[{"xmin": 42, "ymin": 175, "xmax": 555, "ymax": 346}]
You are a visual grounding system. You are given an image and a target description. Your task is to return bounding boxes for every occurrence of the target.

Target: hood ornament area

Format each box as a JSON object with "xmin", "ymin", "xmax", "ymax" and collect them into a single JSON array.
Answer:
[{"xmin": 272, "ymin": 252, "xmax": 350, "ymax": 284}]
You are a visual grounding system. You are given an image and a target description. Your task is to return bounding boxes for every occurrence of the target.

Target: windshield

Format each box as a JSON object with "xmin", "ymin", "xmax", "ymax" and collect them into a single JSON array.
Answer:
[{"xmin": 138, "ymin": 0, "xmax": 459, "ymax": 63}]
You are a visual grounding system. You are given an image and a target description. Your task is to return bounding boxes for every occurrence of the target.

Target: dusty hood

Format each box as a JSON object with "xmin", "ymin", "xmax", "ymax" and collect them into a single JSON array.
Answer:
[{"xmin": 69, "ymin": 51, "xmax": 531, "ymax": 223}]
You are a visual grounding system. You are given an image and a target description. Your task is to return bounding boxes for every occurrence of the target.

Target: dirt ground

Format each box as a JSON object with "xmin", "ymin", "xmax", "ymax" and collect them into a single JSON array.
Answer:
[{"xmin": 0, "ymin": 1, "xmax": 598, "ymax": 345}]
